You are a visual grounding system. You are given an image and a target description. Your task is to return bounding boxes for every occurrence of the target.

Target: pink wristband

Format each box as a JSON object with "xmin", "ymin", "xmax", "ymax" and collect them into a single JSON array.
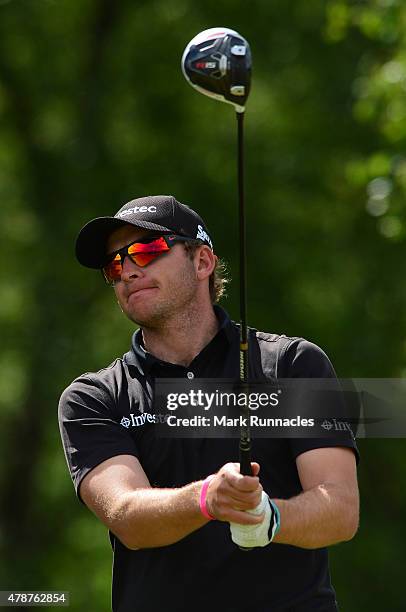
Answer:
[{"xmin": 199, "ymin": 475, "xmax": 215, "ymax": 520}]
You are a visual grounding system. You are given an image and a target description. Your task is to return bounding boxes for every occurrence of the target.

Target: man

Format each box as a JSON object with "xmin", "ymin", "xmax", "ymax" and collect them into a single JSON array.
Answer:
[{"xmin": 59, "ymin": 195, "xmax": 359, "ymax": 612}]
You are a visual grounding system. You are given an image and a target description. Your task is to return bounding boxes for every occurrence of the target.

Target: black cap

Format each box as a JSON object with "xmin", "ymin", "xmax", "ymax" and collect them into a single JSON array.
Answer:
[{"xmin": 75, "ymin": 195, "xmax": 214, "ymax": 268}]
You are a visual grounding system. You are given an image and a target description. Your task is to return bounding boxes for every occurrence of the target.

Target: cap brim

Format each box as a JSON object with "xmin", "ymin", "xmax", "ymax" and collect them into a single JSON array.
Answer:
[{"xmin": 75, "ymin": 216, "xmax": 173, "ymax": 268}]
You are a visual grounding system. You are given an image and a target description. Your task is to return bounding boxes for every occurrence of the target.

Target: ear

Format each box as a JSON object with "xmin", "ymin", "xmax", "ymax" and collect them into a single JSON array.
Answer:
[{"xmin": 195, "ymin": 246, "xmax": 217, "ymax": 281}]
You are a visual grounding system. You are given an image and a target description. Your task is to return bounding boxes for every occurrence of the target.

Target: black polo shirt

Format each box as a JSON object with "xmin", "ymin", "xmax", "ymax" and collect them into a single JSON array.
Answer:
[{"xmin": 59, "ymin": 307, "xmax": 358, "ymax": 612}]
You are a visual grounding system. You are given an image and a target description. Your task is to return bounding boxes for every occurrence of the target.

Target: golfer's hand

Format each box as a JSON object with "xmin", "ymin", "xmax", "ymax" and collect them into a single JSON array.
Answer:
[
  {"xmin": 229, "ymin": 491, "xmax": 279, "ymax": 548},
  {"xmin": 205, "ymin": 462, "xmax": 264, "ymax": 524}
]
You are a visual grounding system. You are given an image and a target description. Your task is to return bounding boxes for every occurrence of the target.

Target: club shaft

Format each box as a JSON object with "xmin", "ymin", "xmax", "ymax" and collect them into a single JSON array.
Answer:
[{"xmin": 237, "ymin": 110, "xmax": 252, "ymax": 476}]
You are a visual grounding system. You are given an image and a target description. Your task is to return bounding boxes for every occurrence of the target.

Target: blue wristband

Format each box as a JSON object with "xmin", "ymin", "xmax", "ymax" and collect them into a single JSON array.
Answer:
[{"xmin": 269, "ymin": 499, "xmax": 281, "ymax": 539}]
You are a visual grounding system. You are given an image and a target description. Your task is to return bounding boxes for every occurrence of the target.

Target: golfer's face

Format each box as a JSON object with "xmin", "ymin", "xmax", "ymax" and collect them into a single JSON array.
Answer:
[{"xmin": 106, "ymin": 225, "xmax": 198, "ymax": 326}]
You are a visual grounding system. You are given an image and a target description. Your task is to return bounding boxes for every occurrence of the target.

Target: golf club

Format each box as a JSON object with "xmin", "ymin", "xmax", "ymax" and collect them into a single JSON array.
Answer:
[{"xmin": 182, "ymin": 27, "xmax": 252, "ymax": 476}]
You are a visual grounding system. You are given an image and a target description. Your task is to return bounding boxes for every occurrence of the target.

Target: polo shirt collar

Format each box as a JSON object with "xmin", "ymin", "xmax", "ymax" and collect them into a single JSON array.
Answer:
[{"xmin": 128, "ymin": 306, "xmax": 235, "ymax": 375}]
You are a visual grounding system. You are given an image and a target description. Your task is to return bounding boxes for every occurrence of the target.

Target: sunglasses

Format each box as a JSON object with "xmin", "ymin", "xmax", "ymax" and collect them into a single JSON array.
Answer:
[{"xmin": 101, "ymin": 234, "xmax": 196, "ymax": 285}]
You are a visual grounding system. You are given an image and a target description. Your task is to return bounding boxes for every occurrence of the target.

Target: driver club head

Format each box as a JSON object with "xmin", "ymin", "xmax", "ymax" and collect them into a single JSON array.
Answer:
[{"xmin": 181, "ymin": 27, "xmax": 252, "ymax": 113}]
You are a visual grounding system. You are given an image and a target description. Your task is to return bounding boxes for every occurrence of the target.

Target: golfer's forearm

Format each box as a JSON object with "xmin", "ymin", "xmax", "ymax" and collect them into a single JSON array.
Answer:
[
  {"xmin": 272, "ymin": 483, "xmax": 359, "ymax": 549},
  {"xmin": 110, "ymin": 481, "xmax": 207, "ymax": 549}
]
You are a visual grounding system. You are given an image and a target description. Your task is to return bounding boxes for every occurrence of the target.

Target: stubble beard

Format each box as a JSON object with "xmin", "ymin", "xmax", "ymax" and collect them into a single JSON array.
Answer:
[{"xmin": 123, "ymin": 263, "xmax": 199, "ymax": 331}]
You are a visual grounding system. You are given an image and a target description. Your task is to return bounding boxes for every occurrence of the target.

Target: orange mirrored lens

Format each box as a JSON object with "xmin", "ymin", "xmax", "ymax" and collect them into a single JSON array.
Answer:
[
  {"xmin": 103, "ymin": 254, "xmax": 123, "ymax": 283},
  {"xmin": 127, "ymin": 237, "xmax": 169, "ymax": 262},
  {"xmin": 103, "ymin": 237, "xmax": 170, "ymax": 283}
]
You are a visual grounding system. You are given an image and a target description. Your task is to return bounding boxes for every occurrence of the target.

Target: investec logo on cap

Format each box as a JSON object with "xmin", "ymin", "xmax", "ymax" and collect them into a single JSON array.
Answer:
[
  {"xmin": 196, "ymin": 224, "xmax": 213, "ymax": 249},
  {"xmin": 116, "ymin": 205, "xmax": 157, "ymax": 218}
]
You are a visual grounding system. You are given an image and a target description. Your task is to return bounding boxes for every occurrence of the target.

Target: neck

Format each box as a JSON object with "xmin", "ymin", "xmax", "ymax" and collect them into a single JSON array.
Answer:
[{"xmin": 141, "ymin": 304, "xmax": 219, "ymax": 367}]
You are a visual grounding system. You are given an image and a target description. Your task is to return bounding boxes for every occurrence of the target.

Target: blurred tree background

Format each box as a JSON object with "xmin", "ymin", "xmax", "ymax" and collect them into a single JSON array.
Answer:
[{"xmin": 0, "ymin": 0, "xmax": 405, "ymax": 609}]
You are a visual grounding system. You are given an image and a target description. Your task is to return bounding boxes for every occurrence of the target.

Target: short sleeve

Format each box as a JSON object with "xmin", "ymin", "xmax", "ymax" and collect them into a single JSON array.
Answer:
[
  {"xmin": 58, "ymin": 375, "xmax": 139, "ymax": 500},
  {"xmin": 279, "ymin": 339, "xmax": 360, "ymax": 463}
]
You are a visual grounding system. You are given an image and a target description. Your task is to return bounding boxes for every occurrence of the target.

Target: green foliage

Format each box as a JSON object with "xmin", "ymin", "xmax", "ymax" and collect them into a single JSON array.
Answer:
[{"xmin": 0, "ymin": 1, "xmax": 405, "ymax": 610}]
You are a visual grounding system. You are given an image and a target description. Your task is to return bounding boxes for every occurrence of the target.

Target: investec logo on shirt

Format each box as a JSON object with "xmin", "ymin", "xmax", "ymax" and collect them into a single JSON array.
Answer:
[{"xmin": 120, "ymin": 412, "xmax": 156, "ymax": 428}]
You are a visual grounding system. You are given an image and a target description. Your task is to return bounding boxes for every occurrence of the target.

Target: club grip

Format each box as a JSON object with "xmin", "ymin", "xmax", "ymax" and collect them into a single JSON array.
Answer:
[
  {"xmin": 238, "ymin": 447, "xmax": 254, "ymax": 552},
  {"xmin": 239, "ymin": 444, "xmax": 252, "ymax": 476}
]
